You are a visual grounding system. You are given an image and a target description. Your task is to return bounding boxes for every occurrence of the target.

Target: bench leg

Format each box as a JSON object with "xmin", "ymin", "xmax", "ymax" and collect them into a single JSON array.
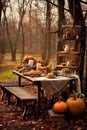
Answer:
[
  {"xmin": 22, "ymin": 105, "xmax": 27, "ymax": 120},
  {"xmin": 1, "ymin": 91, "xmax": 5, "ymax": 101},
  {"xmin": 1, "ymin": 87, "xmax": 13, "ymax": 105},
  {"xmin": 32, "ymin": 100, "xmax": 37, "ymax": 117},
  {"xmin": 0, "ymin": 87, "xmax": 6, "ymax": 101},
  {"xmin": 6, "ymin": 91, "xmax": 11, "ymax": 105},
  {"xmin": 22, "ymin": 100, "xmax": 37, "ymax": 120},
  {"xmin": 15, "ymin": 97, "xmax": 22, "ymax": 106}
]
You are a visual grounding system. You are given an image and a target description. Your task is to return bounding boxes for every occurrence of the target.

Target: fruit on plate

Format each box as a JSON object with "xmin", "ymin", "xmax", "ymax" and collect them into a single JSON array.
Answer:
[
  {"xmin": 61, "ymin": 68, "xmax": 72, "ymax": 75},
  {"xmin": 51, "ymin": 70, "xmax": 58, "ymax": 76},
  {"xmin": 28, "ymin": 70, "xmax": 42, "ymax": 76},
  {"xmin": 47, "ymin": 72, "xmax": 55, "ymax": 78}
]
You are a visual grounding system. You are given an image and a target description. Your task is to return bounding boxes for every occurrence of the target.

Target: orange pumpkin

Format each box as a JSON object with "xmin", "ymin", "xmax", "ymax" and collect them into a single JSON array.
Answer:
[
  {"xmin": 66, "ymin": 97, "xmax": 86, "ymax": 116},
  {"xmin": 53, "ymin": 101, "xmax": 68, "ymax": 113}
]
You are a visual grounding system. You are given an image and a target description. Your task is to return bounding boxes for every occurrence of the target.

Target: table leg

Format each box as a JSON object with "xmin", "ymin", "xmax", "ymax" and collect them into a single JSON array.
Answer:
[
  {"xmin": 38, "ymin": 86, "xmax": 41, "ymax": 117},
  {"xmin": 18, "ymin": 75, "xmax": 21, "ymax": 86},
  {"xmin": 22, "ymin": 100, "xmax": 37, "ymax": 120},
  {"xmin": 35, "ymin": 81, "xmax": 42, "ymax": 117},
  {"xmin": 69, "ymin": 79, "xmax": 77, "ymax": 94}
]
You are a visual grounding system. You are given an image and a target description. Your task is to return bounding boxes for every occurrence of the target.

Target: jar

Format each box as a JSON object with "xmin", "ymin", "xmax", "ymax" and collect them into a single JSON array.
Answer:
[{"xmin": 64, "ymin": 45, "xmax": 70, "ymax": 52}]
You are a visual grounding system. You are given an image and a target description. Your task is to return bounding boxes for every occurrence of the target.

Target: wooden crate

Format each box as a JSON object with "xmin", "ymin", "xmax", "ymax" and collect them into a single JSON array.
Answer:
[{"xmin": 48, "ymin": 109, "xmax": 65, "ymax": 123}]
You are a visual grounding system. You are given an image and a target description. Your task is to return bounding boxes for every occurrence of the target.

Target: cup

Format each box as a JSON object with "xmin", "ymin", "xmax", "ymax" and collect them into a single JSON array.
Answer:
[
  {"xmin": 36, "ymin": 63, "xmax": 41, "ymax": 70},
  {"xmin": 28, "ymin": 59, "xmax": 34, "ymax": 66}
]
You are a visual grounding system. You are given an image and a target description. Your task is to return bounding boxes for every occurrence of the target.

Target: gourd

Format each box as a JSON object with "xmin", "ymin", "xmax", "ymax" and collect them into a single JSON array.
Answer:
[
  {"xmin": 47, "ymin": 72, "xmax": 55, "ymax": 78},
  {"xmin": 51, "ymin": 70, "xmax": 58, "ymax": 76},
  {"xmin": 66, "ymin": 91, "xmax": 86, "ymax": 116},
  {"xmin": 53, "ymin": 101, "xmax": 68, "ymax": 113},
  {"xmin": 61, "ymin": 68, "xmax": 72, "ymax": 75}
]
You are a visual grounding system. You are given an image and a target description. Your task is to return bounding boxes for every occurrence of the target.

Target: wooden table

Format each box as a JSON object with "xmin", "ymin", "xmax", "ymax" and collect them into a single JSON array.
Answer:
[{"xmin": 12, "ymin": 70, "xmax": 77, "ymax": 117}]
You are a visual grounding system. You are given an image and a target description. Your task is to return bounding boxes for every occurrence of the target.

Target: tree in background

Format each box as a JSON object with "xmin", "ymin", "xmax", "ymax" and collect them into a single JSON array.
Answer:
[
  {"xmin": 0, "ymin": 0, "xmax": 7, "ymax": 63},
  {"xmin": 67, "ymin": 0, "xmax": 86, "ymax": 92}
]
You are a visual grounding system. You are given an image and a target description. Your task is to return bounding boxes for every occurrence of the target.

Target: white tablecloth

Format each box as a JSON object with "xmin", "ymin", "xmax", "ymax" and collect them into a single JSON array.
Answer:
[
  {"xmin": 41, "ymin": 76, "xmax": 70, "ymax": 97},
  {"xmin": 41, "ymin": 74, "xmax": 81, "ymax": 97}
]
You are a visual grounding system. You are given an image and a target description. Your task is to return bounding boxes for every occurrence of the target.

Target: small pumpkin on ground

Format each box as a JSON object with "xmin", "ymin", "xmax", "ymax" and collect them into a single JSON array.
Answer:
[
  {"xmin": 53, "ymin": 101, "xmax": 68, "ymax": 113},
  {"xmin": 66, "ymin": 91, "xmax": 86, "ymax": 116}
]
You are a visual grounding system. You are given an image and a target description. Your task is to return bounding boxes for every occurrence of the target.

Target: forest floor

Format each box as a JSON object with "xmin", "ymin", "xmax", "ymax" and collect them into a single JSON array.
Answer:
[{"xmin": 0, "ymin": 86, "xmax": 87, "ymax": 130}]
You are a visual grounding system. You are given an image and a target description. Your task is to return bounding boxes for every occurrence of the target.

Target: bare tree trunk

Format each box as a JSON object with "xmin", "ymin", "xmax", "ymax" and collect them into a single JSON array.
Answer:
[
  {"xmin": 28, "ymin": 2, "xmax": 33, "ymax": 53},
  {"xmin": 68, "ymin": 0, "xmax": 86, "ymax": 92},
  {"xmin": 21, "ymin": 24, "xmax": 25, "ymax": 61},
  {"xmin": 0, "ymin": 0, "xmax": 2, "ymax": 23},
  {"xmin": 41, "ymin": 0, "xmax": 51, "ymax": 64},
  {"xmin": 0, "ymin": 1, "xmax": 5, "ymax": 63},
  {"xmin": 57, "ymin": 0, "xmax": 65, "ymax": 64},
  {"xmin": 83, "ymin": 28, "xmax": 87, "ymax": 95},
  {"xmin": 45, "ymin": 0, "xmax": 51, "ymax": 64},
  {"xmin": 3, "ymin": 9, "xmax": 16, "ymax": 61}
]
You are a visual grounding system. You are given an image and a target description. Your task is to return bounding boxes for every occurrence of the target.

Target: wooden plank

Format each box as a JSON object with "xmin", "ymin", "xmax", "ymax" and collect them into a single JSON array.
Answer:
[
  {"xmin": 57, "ymin": 51, "xmax": 81, "ymax": 57},
  {"xmin": 48, "ymin": 109, "xmax": 65, "ymax": 123},
  {"xmin": 0, "ymin": 82, "xmax": 19, "ymax": 87},
  {"xmin": 5, "ymin": 87, "xmax": 37, "ymax": 100}
]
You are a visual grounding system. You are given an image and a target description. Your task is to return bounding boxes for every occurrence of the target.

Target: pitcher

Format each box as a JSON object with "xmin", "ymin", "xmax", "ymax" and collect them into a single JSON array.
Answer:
[{"xmin": 64, "ymin": 45, "xmax": 70, "ymax": 52}]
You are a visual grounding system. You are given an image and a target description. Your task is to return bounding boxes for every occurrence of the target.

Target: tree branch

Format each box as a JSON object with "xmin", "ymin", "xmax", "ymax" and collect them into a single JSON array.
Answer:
[
  {"xmin": 80, "ymin": 0, "xmax": 87, "ymax": 4},
  {"xmin": 44, "ymin": 0, "xmax": 69, "ymax": 12}
]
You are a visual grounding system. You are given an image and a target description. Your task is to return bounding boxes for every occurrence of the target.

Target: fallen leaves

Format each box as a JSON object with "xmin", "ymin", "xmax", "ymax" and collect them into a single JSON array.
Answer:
[{"xmin": 0, "ymin": 88, "xmax": 87, "ymax": 130}]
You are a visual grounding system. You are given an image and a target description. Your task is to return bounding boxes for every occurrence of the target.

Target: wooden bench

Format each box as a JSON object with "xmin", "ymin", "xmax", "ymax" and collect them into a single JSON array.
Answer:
[
  {"xmin": 3, "ymin": 86, "xmax": 37, "ymax": 120},
  {"xmin": 0, "ymin": 82, "xmax": 31, "ymax": 101}
]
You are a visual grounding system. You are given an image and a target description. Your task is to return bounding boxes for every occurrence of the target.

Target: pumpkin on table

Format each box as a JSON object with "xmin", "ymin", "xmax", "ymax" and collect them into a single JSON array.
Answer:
[
  {"xmin": 66, "ymin": 91, "xmax": 86, "ymax": 116},
  {"xmin": 53, "ymin": 101, "xmax": 68, "ymax": 113}
]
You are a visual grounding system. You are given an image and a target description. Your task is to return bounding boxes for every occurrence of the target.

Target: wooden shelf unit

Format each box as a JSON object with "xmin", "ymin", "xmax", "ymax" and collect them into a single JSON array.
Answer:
[
  {"xmin": 57, "ymin": 51, "xmax": 81, "ymax": 57},
  {"xmin": 56, "ymin": 26, "xmax": 81, "ymax": 74}
]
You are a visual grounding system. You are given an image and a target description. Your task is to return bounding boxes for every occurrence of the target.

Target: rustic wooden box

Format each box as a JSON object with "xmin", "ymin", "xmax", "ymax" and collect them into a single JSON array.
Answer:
[{"xmin": 48, "ymin": 109, "xmax": 65, "ymax": 123}]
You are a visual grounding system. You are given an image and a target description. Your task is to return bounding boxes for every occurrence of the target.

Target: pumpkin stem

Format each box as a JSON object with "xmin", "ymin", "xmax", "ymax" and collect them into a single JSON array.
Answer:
[{"xmin": 73, "ymin": 90, "xmax": 76, "ymax": 100}]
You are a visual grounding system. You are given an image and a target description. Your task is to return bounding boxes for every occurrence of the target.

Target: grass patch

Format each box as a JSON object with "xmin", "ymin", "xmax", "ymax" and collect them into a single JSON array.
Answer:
[
  {"xmin": 0, "ymin": 53, "xmax": 21, "ymax": 82},
  {"xmin": 0, "ymin": 69, "xmax": 17, "ymax": 82},
  {"xmin": 0, "ymin": 61, "xmax": 18, "ymax": 82}
]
